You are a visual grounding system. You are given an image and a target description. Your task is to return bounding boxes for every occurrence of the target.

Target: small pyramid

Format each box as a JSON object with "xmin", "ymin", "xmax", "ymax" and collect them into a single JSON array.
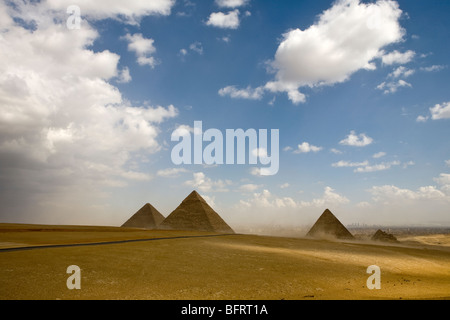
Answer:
[
  {"xmin": 159, "ymin": 190, "xmax": 234, "ymax": 233},
  {"xmin": 371, "ymin": 229, "xmax": 398, "ymax": 243},
  {"xmin": 121, "ymin": 203, "xmax": 165, "ymax": 229},
  {"xmin": 306, "ymin": 209, "xmax": 354, "ymax": 239}
]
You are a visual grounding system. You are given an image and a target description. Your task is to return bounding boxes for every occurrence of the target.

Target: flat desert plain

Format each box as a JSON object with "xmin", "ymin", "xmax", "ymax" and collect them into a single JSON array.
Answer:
[{"xmin": 0, "ymin": 223, "xmax": 449, "ymax": 300}]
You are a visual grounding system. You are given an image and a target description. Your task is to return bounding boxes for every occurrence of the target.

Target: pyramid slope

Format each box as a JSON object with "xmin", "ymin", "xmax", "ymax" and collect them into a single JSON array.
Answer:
[
  {"xmin": 159, "ymin": 191, "xmax": 234, "ymax": 233},
  {"xmin": 121, "ymin": 203, "xmax": 165, "ymax": 229},
  {"xmin": 371, "ymin": 229, "xmax": 398, "ymax": 242},
  {"xmin": 306, "ymin": 209, "xmax": 354, "ymax": 239}
]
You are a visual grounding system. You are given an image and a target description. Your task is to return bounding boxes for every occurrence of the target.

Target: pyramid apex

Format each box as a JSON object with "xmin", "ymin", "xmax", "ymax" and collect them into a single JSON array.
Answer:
[{"xmin": 184, "ymin": 190, "xmax": 206, "ymax": 202}]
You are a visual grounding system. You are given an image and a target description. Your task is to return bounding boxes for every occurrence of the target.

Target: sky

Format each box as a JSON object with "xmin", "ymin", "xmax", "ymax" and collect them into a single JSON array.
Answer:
[{"xmin": 0, "ymin": 0, "xmax": 449, "ymax": 231}]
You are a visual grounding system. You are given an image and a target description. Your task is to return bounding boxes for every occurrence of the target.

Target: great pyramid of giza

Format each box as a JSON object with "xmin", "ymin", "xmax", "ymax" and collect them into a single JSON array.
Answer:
[
  {"xmin": 159, "ymin": 190, "xmax": 234, "ymax": 233},
  {"xmin": 306, "ymin": 209, "xmax": 354, "ymax": 239},
  {"xmin": 121, "ymin": 203, "xmax": 165, "ymax": 229}
]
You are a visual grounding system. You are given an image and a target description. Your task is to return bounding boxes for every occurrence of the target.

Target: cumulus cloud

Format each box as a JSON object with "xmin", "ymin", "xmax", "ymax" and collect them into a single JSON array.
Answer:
[
  {"xmin": 332, "ymin": 160, "xmax": 369, "ymax": 168},
  {"xmin": 293, "ymin": 142, "xmax": 323, "ymax": 154},
  {"xmin": 330, "ymin": 148, "xmax": 343, "ymax": 154},
  {"xmin": 381, "ymin": 50, "xmax": 415, "ymax": 65},
  {"xmin": 373, "ymin": 152, "xmax": 386, "ymax": 159},
  {"xmin": 430, "ymin": 102, "xmax": 450, "ymax": 120},
  {"xmin": 157, "ymin": 168, "xmax": 189, "ymax": 178},
  {"xmin": 238, "ymin": 187, "xmax": 349, "ymax": 210},
  {"xmin": 416, "ymin": 102, "xmax": 450, "ymax": 122},
  {"xmin": 216, "ymin": 0, "xmax": 249, "ymax": 8},
  {"xmin": 123, "ymin": 33, "xmax": 158, "ymax": 67},
  {"xmin": 434, "ymin": 173, "xmax": 450, "ymax": 186},
  {"xmin": 239, "ymin": 184, "xmax": 262, "ymax": 193},
  {"xmin": 184, "ymin": 172, "xmax": 232, "ymax": 192},
  {"xmin": 0, "ymin": 1, "xmax": 178, "ymax": 223},
  {"xmin": 117, "ymin": 67, "xmax": 132, "ymax": 83},
  {"xmin": 266, "ymin": 0, "xmax": 405, "ymax": 103},
  {"xmin": 388, "ymin": 66, "xmax": 415, "ymax": 78},
  {"xmin": 189, "ymin": 41, "xmax": 204, "ymax": 55},
  {"xmin": 354, "ymin": 161, "xmax": 401, "ymax": 173},
  {"xmin": 218, "ymin": 0, "xmax": 408, "ymax": 104},
  {"xmin": 369, "ymin": 185, "xmax": 449, "ymax": 203},
  {"xmin": 218, "ymin": 85, "xmax": 264, "ymax": 100},
  {"xmin": 416, "ymin": 115, "xmax": 429, "ymax": 122},
  {"xmin": 420, "ymin": 65, "xmax": 446, "ymax": 72},
  {"xmin": 376, "ymin": 79, "xmax": 412, "ymax": 94},
  {"xmin": 46, "ymin": 0, "xmax": 175, "ymax": 24},
  {"xmin": 339, "ymin": 131, "xmax": 373, "ymax": 147},
  {"xmin": 206, "ymin": 9, "xmax": 240, "ymax": 29}
]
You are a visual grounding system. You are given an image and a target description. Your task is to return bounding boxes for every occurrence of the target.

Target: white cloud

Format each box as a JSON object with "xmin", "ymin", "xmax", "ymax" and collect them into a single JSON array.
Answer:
[
  {"xmin": 201, "ymin": 194, "xmax": 217, "ymax": 209},
  {"xmin": 339, "ymin": 131, "xmax": 373, "ymax": 147},
  {"xmin": 388, "ymin": 66, "xmax": 415, "ymax": 78},
  {"xmin": 206, "ymin": 9, "xmax": 240, "ymax": 29},
  {"xmin": 0, "ymin": 1, "xmax": 178, "ymax": 223},
  {"xmin": 430, "ymin": 102, "xmax": 450, "ymax": 120},
  {"xmin": 376, "ymin": 79, "xmax": 412, "ymax": 94},
  {"xmin": 239, "ymin": 184, "xmax": 262, "ymax": 193},
  {"xmin": 251, "ymin": 148, "xmax": 268, "ymax": 160},
  {"xmin": 420, "ymin": 65, "xmax": 446, "ymax": 72},
  {"xmin": 189, "ymin": 41, "xmax": 204, "ymax": 55},
  {"xmin": 249, "ymin": 167, "xmax": 262, "ymax": 176},
  {"xmin": 373, "ymin": 151, "xmax": 386, "ymax": 158},
  {"xmin": 416, "ymin": 115, "xmax": 429, "ymax": 122},
  {"xmin": 264, "ymin": 0, "xmax": 405, "ymax": 104},
  {"xmin": 218, "ymin": 85, "xmax": 264, "ymax": 100},
  {"xmin": 237, "ymin": 187, "xmax": 349, "ymax": 213},
  {"xmin": 157, "ymin": 168, "xmax": 189, "ymax": 178},
  {"xmin": 446, "ymin": 160, "xmax": 450, "ymax": 167},
  {"xmin": 283, "ymin": 146, "xmax": 293, "ymax": 152},
  {"xmin": 280, "ymin": 183, "xmax": 290, "ymax": 189},
  {"xmin": 298, "ymin": 187, "xmax": 350, "ymax": 208},
  {"xmin": 46, "ymin": 0, "xmax": 175, "ymax": 24},
  {"xmin": 220, "ymin": 36, "xmax": 231, "ymax": 43},
  {"xmin": 179, "ymin": 48, "xmax": 188, "ymax": 56},
  {"xmin": 215, "ymin": 0, "xmax": 249, "ymax": 8},
  {"xmin": 381, "ymin": 50, "xmax": 415, "ymax": 65},
  {"xmin": 184, "ymin": 172, "xmax": 232, "ymax": 192},
  {"xmin": 293, "ymin": 142, "xmax": 323, "ymax": 154},
  {"xmin": 354, "ymin": 161, "xmax": 401, "ymax": 173},
  {"xmin": 402, "ymin": 160, "xmax": 415, "ymax": 169},
  {"xmin": 434, "ymin": 173, "xmax": 450, "ymax": 186},
  {"xmin": 330, "ymin": 148, "xmax": 343, "ymax": 154},
  {"xmin": 332, "ymin": 160, "xmax": 369, "ymax": 168},
  {"xmin": 117, "ymin": 67, "xmax": 132, "ymax": 83},
  {"xmin": 369, "ymin": 185, "xmax": 449, "ymax": 202},
  {"xmin": 123, "ymin": 33, "xmax": 158, "ymax": 67},
  {"xmin": 356, "ymin": 201, "xmax": 371, "ymax": 208}
]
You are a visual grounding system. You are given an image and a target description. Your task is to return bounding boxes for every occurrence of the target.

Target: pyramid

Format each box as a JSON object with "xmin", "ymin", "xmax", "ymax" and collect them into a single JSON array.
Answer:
[
  {"xmin": 306, "ymin": 209, "xmax": 354, "ymax": 239},
  {"xmin": 121, "ymin": 203, "xmax": 165, "ymax": 229},
  {"xmin": 159, "ymin": 190, "xmax": 234, "ymax": 233},
  {"xmin": 371, "ymin": 229, "xmax": 398, "ymax": 243}
]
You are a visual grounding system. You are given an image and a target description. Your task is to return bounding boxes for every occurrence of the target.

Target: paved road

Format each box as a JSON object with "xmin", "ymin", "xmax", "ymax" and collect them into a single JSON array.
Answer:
[{"xmin": 0, "ymin": 233, "xmax": 236, "ymax": 253}]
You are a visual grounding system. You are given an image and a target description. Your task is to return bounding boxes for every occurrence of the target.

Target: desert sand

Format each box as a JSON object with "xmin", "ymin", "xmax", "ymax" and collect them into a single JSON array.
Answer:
[{"xmin": 0, "ymin": 223, "xmax": 449, "ymax": 300}]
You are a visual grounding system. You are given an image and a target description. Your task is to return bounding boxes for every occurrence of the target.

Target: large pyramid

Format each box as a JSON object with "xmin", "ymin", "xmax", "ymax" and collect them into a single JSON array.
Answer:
[
  {"xmin": 121, "ymin": 203, "xmax": 165, "ymax": 229},
  {"xmin": 159, "ymin": 190, "xmax": 234, "ymax": 233},
  {"xmin": 306, "ymin": 209, "xmax": 354, "ymax": 239}
]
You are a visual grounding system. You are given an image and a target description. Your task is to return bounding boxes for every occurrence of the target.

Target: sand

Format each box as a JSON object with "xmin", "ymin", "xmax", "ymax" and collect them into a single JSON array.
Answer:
[{"xmin": 0, "ymin": 223, "xmax": 449, "ymax": 300}]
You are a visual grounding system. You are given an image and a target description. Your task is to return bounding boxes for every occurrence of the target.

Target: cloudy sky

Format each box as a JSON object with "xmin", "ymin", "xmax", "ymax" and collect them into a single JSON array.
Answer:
[{"xmin": 1, "ymin": 0, "xmax": 449, "ymax": 230}]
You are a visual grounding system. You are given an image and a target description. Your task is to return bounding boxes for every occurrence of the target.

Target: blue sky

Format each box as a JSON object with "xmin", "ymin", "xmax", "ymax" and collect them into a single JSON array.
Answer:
[{"xmin": 0, "ymin": 0, "xmax": 449, "ymax": 231}]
